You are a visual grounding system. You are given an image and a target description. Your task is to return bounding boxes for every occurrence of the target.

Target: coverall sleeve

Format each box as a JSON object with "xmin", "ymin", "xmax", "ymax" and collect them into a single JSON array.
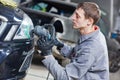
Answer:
[
  {"xmin": 42, "ymin": 47, "xmax": 95, "ymax": 80},
  {"xmin": 60, "ymin": 44, "xmax": 74, "ymax": 58}
]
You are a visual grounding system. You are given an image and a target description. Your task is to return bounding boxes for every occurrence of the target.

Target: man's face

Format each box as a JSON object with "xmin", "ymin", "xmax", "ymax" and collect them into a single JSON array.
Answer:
[{"xmin": 71, "ymin": 8, "xmax": 88, "ymax": 29}]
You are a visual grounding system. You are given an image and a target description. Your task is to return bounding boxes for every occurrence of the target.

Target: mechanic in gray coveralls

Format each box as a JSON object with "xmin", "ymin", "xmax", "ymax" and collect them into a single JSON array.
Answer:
[{"xmin": 35, "ymin": 2, "xmax": 109, "ymax": 80}]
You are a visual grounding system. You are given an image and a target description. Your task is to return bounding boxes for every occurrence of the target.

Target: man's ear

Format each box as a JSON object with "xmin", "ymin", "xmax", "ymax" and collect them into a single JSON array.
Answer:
[{"xmin": 87, "ymin": 17, "xmax": 94, "ymax": 26}]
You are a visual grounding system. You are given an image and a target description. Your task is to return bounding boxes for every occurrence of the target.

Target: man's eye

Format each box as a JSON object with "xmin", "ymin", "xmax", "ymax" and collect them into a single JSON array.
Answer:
[
  {"xmin": 75, "ymin": 13, "xmax": 80, "ymax": 18},
  {"xmin": 76, "ymin": 14, "xmax": 80, "ymax": 18}
]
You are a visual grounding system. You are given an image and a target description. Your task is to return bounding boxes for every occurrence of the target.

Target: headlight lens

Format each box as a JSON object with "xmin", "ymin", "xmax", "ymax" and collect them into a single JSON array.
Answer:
[{"xmin": 13, "ymin": 14, "xmax": 34, "ymax": 39}]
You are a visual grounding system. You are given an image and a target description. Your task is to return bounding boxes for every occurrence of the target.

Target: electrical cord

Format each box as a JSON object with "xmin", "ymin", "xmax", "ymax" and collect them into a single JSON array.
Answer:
[{"xmin": 46, "ymin": 71, "xmax": 50, "ymax": 80}]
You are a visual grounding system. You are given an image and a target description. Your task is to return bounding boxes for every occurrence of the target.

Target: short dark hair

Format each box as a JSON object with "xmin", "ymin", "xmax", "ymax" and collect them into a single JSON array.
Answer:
[{"xmin": 77, "ymin": 2, "xmax": 101, "ymax": 25}]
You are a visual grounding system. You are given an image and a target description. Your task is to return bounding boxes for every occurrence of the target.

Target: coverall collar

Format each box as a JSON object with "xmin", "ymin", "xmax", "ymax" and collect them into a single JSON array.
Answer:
[{"xmin": 78, "ymin": 26, "xmax": 100, "ymax": 44}]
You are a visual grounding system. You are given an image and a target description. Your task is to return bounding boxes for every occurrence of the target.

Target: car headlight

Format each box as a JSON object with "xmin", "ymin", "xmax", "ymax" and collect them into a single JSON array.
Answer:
[{"xmin": 13, "ymin": 14, "xmax": 34, "ymax": 40}]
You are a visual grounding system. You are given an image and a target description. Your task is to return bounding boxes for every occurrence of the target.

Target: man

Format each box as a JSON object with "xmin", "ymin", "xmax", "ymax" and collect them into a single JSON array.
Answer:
[{"xmin": 36, "ymin": 2, "xmax": 109, "ymax": 80}]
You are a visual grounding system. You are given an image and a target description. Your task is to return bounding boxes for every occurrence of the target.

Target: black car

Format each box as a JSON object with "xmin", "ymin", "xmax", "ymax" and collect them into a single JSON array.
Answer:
[{"xmin": 0, "ymin": 3, "xmax": 34, "ymax": 80}]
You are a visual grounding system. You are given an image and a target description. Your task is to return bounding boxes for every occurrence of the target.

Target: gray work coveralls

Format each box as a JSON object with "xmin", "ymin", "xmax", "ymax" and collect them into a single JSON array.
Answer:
[{"xmin": 42, "ymin": 29, "xmax": 109, "ymax": 80}]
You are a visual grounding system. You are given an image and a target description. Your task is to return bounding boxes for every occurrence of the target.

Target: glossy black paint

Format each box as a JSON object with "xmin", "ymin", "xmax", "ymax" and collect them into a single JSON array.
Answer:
[{"xmin": 0, "ymin": 4, "xmax": 34, "ymax": 80}]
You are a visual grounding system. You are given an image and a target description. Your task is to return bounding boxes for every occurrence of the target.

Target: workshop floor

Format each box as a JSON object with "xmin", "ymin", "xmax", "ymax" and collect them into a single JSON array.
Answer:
[{"xmin": 25, "ymin": 64, "xmax": 54, "ymax": 80}]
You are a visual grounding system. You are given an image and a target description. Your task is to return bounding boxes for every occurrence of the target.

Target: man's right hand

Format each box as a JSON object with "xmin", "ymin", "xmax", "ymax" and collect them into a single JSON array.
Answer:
[
  {"xmin": 34, "ymin": 24, "xmax": 55, "ymax": 56},
  {"xmin": 37, "ymin": 36, "xmax": 54, "ymax": 56}
]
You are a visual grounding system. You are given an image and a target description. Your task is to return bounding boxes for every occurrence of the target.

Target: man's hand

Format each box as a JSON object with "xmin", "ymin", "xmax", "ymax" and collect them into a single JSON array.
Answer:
[
  {"xmin": 34, "ymin": 24, "xmax": 64, "ymax": 55},
  {"xmin": 35, "ymin": 24, "xmax": 55, "ymax": 56},
  {"xmin": 37, "ymin": 36, "xmax": 54, "ymax": 56}
]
